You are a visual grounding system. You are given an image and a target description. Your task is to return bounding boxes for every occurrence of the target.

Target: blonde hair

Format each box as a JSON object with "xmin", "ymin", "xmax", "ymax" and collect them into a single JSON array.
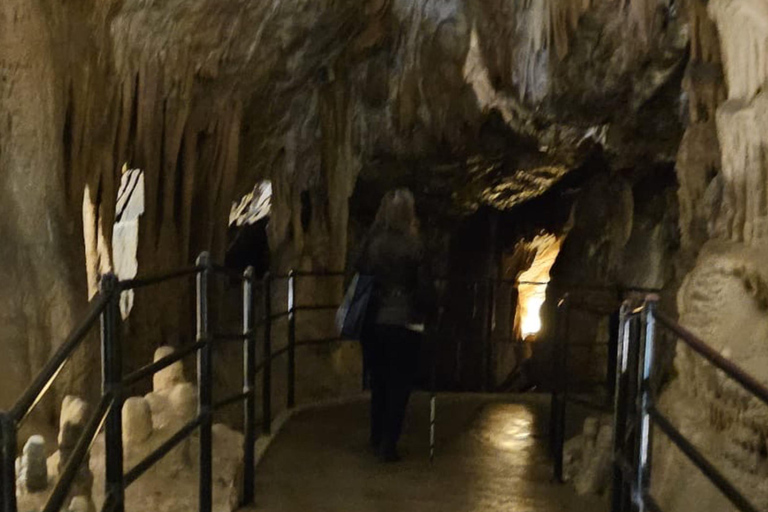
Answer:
[{"xmin": 372, "ymin": 188, "xmax": 418, "ymax": 235}]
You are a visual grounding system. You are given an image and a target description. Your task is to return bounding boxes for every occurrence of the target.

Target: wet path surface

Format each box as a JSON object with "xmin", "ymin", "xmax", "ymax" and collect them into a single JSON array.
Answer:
[{"xmin": 243, "ymin": 393, "xmax": 607, "ymax": 512}]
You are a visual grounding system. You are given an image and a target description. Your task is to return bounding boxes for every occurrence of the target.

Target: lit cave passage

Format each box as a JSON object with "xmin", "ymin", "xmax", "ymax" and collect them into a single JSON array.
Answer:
[{"xmin": 2, "ymin": 0, "xmax": 768, "ymax": 511}]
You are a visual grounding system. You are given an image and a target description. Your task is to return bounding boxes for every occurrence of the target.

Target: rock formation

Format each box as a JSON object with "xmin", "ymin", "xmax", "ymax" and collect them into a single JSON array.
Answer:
[
  {"xmin": 15, "ymin": 347, "xmax": 242, "ymax": 512},
  {"xmin": 16, "ymin": 435, "xmax": 48, "ymax": 493}
]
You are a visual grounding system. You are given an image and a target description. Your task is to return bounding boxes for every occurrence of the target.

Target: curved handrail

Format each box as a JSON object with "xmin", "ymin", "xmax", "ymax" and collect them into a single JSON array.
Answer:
[
  {"xmin": 649, "ymin": 405, "xmax": 761, "ymax": 512},
  {"xmin": 210, "ymin": 264, "xmax": 248, "ymax": 281},
  {"xmin": 11, "ymin": 292, "xmax": 112, "ymax": 423},
  {"xmin": 42, "ymin": 394, "xmax": 113, "ymax": 512},
  {"xmin": 9, "ymin": 255, "xmax": 674, "ymax": 512},
  {"xmin": 612, "ymin": 298, "xmax": 768, "ymax": 512},
  {"xmin": 655, "ymin": 310, "xmax": 768, "ymax": 407},
  {"xmin": 120, "ymin": 265, "xmax": 203, "ymax": 290},
  {"xmin": 122, "ymin": 340, "xmax": 206, "ymax": 387}
]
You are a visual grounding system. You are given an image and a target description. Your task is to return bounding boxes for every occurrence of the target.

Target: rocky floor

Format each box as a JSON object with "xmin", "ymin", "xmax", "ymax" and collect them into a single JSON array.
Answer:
[{"xmin": 243, "ymin": 393, "xmax": 607, "ymax": 512}]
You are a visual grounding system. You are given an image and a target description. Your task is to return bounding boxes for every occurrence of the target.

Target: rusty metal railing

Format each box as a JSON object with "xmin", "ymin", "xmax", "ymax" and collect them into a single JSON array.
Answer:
[
  {"xmin": 610, "ymin": 296, "xmax": 768, "ymax": 512},
  {"xmin": 0, "ymin": 256, "xmax": 352, "ymax": 512}
]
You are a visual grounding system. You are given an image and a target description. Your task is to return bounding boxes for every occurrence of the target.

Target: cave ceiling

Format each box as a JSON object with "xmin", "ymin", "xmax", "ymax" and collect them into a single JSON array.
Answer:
[{"xmin": 88, "ymin": 0, "xmax": 688, "ymax": 212}]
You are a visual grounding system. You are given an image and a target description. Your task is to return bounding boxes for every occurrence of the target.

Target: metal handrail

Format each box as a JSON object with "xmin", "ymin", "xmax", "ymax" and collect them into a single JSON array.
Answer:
[
  {"xmin": 213, "ymin": 391, "xmax": 254, "ymax": 413},
  {"xmin": 612, "ymin": 297, "xmax": 768, "ymax": 512},
  {"xmin": 648, "ymin": 406, "xmax": 761, "ymax": 512},
  {"xmin": 550, "ymin": 292, "xmax": 622, "ymax": 482},
  {"xmin": 6, "ymin": 256, "xmax": 673, "ymax": 512},
  {"xmin": 211, "ymin": 264, "xmax": 248, "ymax": 281},
  {"xmin": 211, "ymin": 332, "xmax": 250, "ymax": 342},
  {"xmin": 295, "ymin": 304, "xmax": 339, "ymax": 311},
  {"xmin": 0, "ymin": 254, "xmax": 266, "ymax": 512},
  {"xmin": 270, "ymin": 271, "xmax": 345, "ymax": 279},
  {"xmin": 11, "ymin": 292, "xmax": 111, "ymax": 423},
  {"xmin": 122, "ymin": 340, "xmax": 206, "ymax": 387},
  {"xmin": 124, "ymin": 416, "xmax": 203, "ymax": 486},
  {"xmin": 120, "ymin": 265, "xmax": 203, "ymax": 290},
  {"xmin": 42, "ymin": 394, "xmax": 113, "ymax": 512},
  {"xmin": 655, "ymin": 311, "xmax": 768, "ymax": 407},
  {"xmin": 295, "ymin": 337, "xmax": 345, "ymax": 348}
]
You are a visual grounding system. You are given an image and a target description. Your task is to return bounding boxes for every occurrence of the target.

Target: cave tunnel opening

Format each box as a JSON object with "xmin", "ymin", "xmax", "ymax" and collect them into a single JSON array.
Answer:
[
  {"xmin": 514, "ymin": 234, "xmax": 563, "ymax": 341},
  {"xmin": 226, "ymin": 181, "xmax": 272, "ymax": 276}
]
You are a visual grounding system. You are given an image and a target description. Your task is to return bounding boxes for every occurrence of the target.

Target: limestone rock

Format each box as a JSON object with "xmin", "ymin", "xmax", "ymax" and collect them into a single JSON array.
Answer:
[
  {"xmin": 59, "ymin": 396, "xmax": 90, "ymax": 449},
  {"xmin": 144, "ymin": 392, "xmax": 172, "ymax": 430},
  {"xmin": 562, "ymin": 435, "xmax": 584, "ymax": 483},
  {"xmin": 67, "ymin": 496, "xmax": 91, "ymax": 512},
  {"xmin": 563, "ymin": 416, "xmax": 614, "ymax": 497},
  {"xmin": 574, "ymin": 423, "xmax": 613, "ymax": 496},
  {"xmin": 18, "ymin": 435, "xmax": 48, "ymax": 492},
  {"xmin": 153, "ymin": 347, "xmax": 186, "ymax": 392},
  {"xmin": 122, "ymin": 397, "xmax": 153, "ymax": 446},
  {"xmin": 168, "ymin": 383, "xmax": 197, "ymax": 424},
  {"xmin": 57, "ymin": 396, "xmax": 93, "ymax": 497}
]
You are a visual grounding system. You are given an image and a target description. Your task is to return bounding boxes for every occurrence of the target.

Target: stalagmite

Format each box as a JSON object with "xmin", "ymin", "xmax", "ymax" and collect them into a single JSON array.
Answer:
[
  {"xmin": 58, "ymin": 396, "xmax": 93, "ymax": 497},
  {"xmin": 168, "ymin": 383, "xmax": 197, "ymax": 424},
  {"xmin": 153, "ymin": 346, "xmax": 186, "ymax": 392},
  {"xmin": 122, "ymin": 397, "xmax": 153, "ymax": 446},
  {"xmin": 17, "ymin": 435, "xmax": 48, "ymax": 493}
]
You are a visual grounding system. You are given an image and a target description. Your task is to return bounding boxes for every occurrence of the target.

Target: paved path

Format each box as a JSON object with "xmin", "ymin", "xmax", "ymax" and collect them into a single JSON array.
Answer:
[{"xmin": 244, "ymin": 393, "xmax": 607, "ymax": 512}]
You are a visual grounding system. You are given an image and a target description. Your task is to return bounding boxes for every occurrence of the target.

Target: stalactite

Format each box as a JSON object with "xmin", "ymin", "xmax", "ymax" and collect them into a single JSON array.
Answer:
[
  {"xmin": 686, "ymin": 0, "xmax": 722, "ymax": 65},
  {"xmin": 707, "ymin": 0, "xmax": 768, "ymax": 244},
  {"xmin": 715, "ymin": 96, "xmax": 768, "ymax": 244},
  {"xmin": 710, "ymin": 0, "xmax": 768, "ymax": 102}
]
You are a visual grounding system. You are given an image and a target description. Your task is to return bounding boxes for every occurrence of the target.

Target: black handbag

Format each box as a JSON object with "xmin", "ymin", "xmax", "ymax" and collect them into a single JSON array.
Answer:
[{"xmin": 336, "ymin": 273, "xmax": 376, "ymax": 340}]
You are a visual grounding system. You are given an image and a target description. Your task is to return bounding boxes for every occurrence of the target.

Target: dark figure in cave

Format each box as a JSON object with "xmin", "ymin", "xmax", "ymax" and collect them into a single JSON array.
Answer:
[{"xmin": 356, "ymin": 188, "xmax": 434, "ymax": 462}]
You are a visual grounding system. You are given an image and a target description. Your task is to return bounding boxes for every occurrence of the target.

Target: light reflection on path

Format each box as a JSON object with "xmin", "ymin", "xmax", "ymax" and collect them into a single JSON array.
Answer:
[{"xmin": 245, "ymin": 394, "xmax": 607, "ymax": 512}]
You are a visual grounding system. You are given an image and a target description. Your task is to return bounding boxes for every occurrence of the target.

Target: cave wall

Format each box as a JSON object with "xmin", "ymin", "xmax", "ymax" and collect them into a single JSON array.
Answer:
[
  {"xmin": 652, "ymin": 1, "xmax": 768, "ymax": 510},
  {"xmin": 0, "ymin": 1, "xmax": 94, "ymax": 419}
]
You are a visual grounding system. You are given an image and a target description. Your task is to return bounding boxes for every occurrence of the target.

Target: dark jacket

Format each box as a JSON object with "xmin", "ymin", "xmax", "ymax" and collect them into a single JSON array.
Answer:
[{"xmin": 355, "ymin": 229, "xmax": 435, "ymax": 327}]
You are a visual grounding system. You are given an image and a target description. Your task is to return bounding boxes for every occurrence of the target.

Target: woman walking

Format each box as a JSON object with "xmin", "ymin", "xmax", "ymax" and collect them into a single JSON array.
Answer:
[{"xmin": 356, "ymin": 188, "xmax": 433, "ymax": 462}]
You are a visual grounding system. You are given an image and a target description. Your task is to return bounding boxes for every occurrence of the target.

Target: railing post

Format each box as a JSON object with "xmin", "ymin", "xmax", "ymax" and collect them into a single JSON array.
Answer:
[
  {"xmin": 483, "ymin": 281, "xmax": 495, "ymax": 392},
  {"xmin": 551, "ymin": 294, "xmax": 570, "ymax": 483},
  {"xmin": 611, "ymin": 302, "xmax": 632, "ymax": 512},
  {"xmin": 100, "ymin": 273, "xmax": 125, "ymax": 512},
  {"xmin": 241, "ymin": 267, "xmax": 256, "ymax": 506},
  {"xmin": 553, "ymin": 294, "xmax": 571, "ymax": 483},
  {"xmin": 196, "ymin": 253, "xmax": 213, "ymax": 512},
  {"xmin": 0, "ymin": 412, "xmax": 17, "ymax": 512},
  {"xmin": 262, "ymin": 273, "xmax": 272, "ymax": 435},
  {"xmin": 634, "ymin": 296, "xmax": 658, "ymax": 511},
  {"xmin": 287, "ymin": 270, "xmax": 296, "ymax": 409}
]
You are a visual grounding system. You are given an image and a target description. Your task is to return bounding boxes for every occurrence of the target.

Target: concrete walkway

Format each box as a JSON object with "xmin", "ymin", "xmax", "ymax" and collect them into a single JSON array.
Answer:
[{"xmin": 243, "ymin": 393, "xmax": 607, "ymax": 512}]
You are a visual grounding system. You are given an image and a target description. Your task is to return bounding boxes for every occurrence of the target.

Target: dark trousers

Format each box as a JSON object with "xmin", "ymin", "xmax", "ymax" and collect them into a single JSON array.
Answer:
[{"xmin": 368, "ymin": 325, "xmax": 421, "ymax": 455}]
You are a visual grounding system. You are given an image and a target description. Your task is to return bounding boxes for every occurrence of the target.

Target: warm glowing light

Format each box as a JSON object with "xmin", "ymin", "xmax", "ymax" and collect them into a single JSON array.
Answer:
[
  {"xmin": 514, "ymin": 234, "xmax": 563, "ymax": 340},
  {"xmin": 521, "ymin": 296, "xmax": 545, "ymax": 338}
]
